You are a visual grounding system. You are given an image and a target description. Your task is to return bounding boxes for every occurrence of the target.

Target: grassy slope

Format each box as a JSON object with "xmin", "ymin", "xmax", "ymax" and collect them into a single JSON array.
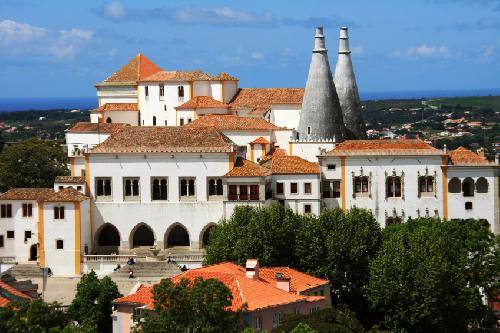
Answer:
[{"xmin": 427, "ymin": 96, "xmax": 500, "ymax": 111}]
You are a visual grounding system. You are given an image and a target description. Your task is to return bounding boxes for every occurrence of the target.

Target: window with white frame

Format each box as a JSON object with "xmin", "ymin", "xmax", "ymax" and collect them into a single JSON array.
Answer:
[
  {"xmin": 276, "ymin": 182, "xmax": 284, "ymax": 195},
  {"xmin": 304, "ymin": 182, "xmax": 312, "ymax": 194},
  {"xmin": 272, "ymin": 311, "xmax": 282, "ymax": 328},
  {"xmin": 290, "ymin": 182, "xmax": 298, "ymax": 194},
  {"xmin": 208, "ymin": 178, "xmax": 223, "ymax": 198},
  {"xmin": 254, "ymin": 316, "xmax": 262, "ymax": 331},
  {"xmin": 418, "ymin": 176, "xmax": 435, "ymax": 197},
  {"xmin": 95, "ymin": 177, "xmax": 112, "ymax": 200},
  {"xmin": 322, "ymin": 180, "xmax": 341, "ymax": 198},
  {"xmin": 304, "ymin": 204, "xmax": 312, "ymax": 215},
  {"xmin": 354, "ymin": 176, "xmax": 370, "ymax": 196},
  {"xmin": 151, "ymin": 177, "xmax": 168, "ymax": 201},
  {"xmin": 123, "ymin": 177, "xmax": 140, "ymax": 201},
  {"xmin": 179, "ymin": 178, "xmax": 196, "ymax": 200}
]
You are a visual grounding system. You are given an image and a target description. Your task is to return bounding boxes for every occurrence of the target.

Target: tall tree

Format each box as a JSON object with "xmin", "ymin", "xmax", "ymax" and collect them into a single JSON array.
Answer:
[
  {"xmin": 69, "ymin": 271, "xmax": 121, "ymax": 333},
  {"xmin": 0, "ymin": 138, "xmax": 68, "ymax": 191},
  {"xmin": 368, "ymin": 218, "xmax": 500, "ymax": 332},
  {"xmin": 134, "ymin": 277, "xmax": 241, "ymax": 333}
]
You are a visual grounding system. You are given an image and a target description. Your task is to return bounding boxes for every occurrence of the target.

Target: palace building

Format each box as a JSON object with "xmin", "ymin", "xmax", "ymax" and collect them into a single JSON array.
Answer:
[{"xmin": 0, "ymin": 27, "xmax": 498, "ymax": 277}]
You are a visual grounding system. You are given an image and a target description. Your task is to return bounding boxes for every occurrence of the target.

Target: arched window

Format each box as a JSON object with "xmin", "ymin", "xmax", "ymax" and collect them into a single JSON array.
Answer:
[
  {"xmin": 153, "ymin": 116, "xmax": 156, "ymax": 126},
  {"xmin": 462, "ymin": 177, "xmax": 474, "ymax": 197},
  {"xmin": 386, "ymin": 176, "xmax": 402, "ymax": 198},
  {"xmin": 476, "ymin": 177, "xmax": 488, "ymax": 193},
  {"xmin": 106, "ymin": 117, "xmax": 112, "ymax": 123},
  {"xmin": 448, "ymin": 177, "xmax": 461, "ymax": 193},
  {"xmin": 354, "ymin": 176, "xmax": 369, "ymax": 196}
]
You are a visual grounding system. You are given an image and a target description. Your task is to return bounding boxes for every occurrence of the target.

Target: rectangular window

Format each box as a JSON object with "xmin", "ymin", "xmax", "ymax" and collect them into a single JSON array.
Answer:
[
  {"xmin": 54, "ymin": 206, "xmax": 65, "ymax": 220},
  {"xmin": 327, "ymin": 164, "xmax": 336, "ymax": 170},
  {"xmin": 228, "ymin": 185, "xmax": 238, "ymax": 201},
  {"xmin": 276, "ymin": 182, "xmax": 284, "ymax": 195},
  {"xmin": 145, "ymin": 86, "xmax": 149, "ymax": 97},
  {"xmin": 354, "ymin": 176, "xmax": 370, "ymax": 196},
  {"xmin": 95, "ymin": 177, "xmax": 112, "ymax": 200},
  {"xmin": 0, "ymin": 235, "xmax": 3, "ymax": 247},
  {"xmin": 22, "ymin": 203, "xmax": 33, "ymax": 217},
  {"xmin": 56, "ymin": 239, "xmax": 64, "ymax": 250},
  {"xmin": 1, "ymin": 204, "xmax": 12, "ymax": 218},
  {"xmin": 77, "ymin": 186, "xmax": 82, "ymax": 191},
  {"xmin": 290, "ymin": 182, "xmax": 298, "ymax": 194},
  {"xmin": 123, "ymin": 177, "xmax": 140, "ymax": 201},
  {"xmin": 151, "ymin": 177, "xmax": 168, "ymax": 201},
  {"xmin": 304, "ymin": 204, "xmax": 312, "ymax": 214},
  {"xmin": 254, "ymin": 316, "xmax": 262, "ymax": 331},
  {"xmin": 304, "ymin": 182, "xmax": 312, "ymax": 194},
  {"xmin": 250, "ymin": 185, "xmax": 259, "ymax": 200},
  {"xmin": 239, "ymin": 185, "xmax": 248, "ymax": 201},
  {"xmin": 6, "ymin": 230, "xmax": 14, "ymax": 239},
  {"xmin": 179, "ymin": 178, "xmax": 196, "ymax": 200},
  {"xmin": 419, "ymin": 176, "xmax": 435, "ymax": 196},
  {"xmin": 24, "ymin": 231, "xmax": 31, "ymax": 242},
  {"xmin": 465, "ymin": 201, "xmax": 473, "ymax": 210},
  {"xmin": 178, "ymin": 86, "xmax": 184, "ymax": 98},
  {"xmin": 159, "ymin": 84, "xmax": 165, "ymax": 99},
  {"xmin": 58, "ymin": 186, "xmax": 64, "ymax": 190},
  {"xmin": 332, "ymin": 180, "xmax": 341, "ymax": 198},
  {"xmin": 272, "ymin": 312, "xmax": 282, "ymax": 328},
  {"xmin": 386, "ymin": 176, "xmax": 402, "ymax": 198},
  {"xmin": 208, "ymin": 178, "xmax": 223, "ymax": 197},
  {"xmin": 180, "ymin": 118, "xmax": 185, "ymax": 126},
  {"xmin": 187, "ymin": 118, "xmax": 192, "ymax": 123}
]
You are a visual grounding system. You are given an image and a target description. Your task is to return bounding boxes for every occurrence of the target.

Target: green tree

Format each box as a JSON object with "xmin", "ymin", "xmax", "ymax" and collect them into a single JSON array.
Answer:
[
  {"xmin": 0, "ymin": 138, "xmax": 68, "ymax": 191},
  {"xmin": 290, "ymin": 323, "xmax": 318, "ymax": 333},
  {"xmin": 368, "ymin": 218, "xmax": 500, "ymax": 332},
  {"xmin": 276, "ymin": 306, "xmax": 364, "ymax": 333},
  {"xmin": 69, "ymin": 270, "xmax": 121, "ymax": 333},
  {"xmin": 134, "ymin": 277, "xmax": 241, "ymax": 333}
]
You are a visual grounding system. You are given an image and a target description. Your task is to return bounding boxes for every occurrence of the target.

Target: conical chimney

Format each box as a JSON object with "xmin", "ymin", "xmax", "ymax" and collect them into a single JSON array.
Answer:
[
  {"xmin": 334, "ymin": 27, "xmax": 367, "ymax": 139},
  {"xmin": 297, "ymin": 27, "xmax": 345, "ymax": 142}
]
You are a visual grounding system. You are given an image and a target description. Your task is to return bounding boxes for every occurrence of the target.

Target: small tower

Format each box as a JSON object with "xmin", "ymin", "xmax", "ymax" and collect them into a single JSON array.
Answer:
[
  {"xmin": 334, "ymin": 27, "xmax": 367, "ymax": 139},
  {"xmin": 297, "ymin": 27, "xmax": 345, "ymax": 141}
]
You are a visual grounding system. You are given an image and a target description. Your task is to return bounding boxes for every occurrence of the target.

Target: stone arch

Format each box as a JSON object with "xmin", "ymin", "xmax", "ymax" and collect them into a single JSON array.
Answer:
[
  {"xmin": 164, "ymin": 223, "xmax": 190, "ymax": 248},
  {"xmin": 129, "ymin": 223, "xmax": 155, "ymax": 248},
  {"xmin": 448, "ymin": 177, "xmax": 461, "ymax": 193},
  {"xmin": 476, "ymin": 177, "xmax": 488, "ymax": 193},
  {"xmin": 200, "ymin": 223, "xmax": 217, "ymax": 248},
  {"xmin": 462, "ymin": 177, "xmax": 475, "ymax": 197},
  {"xmin": 95, "ymin": 223, "xmax": 121, "ymax": 254},
  {"xmin": 106, "ymin": 117, "xmax": 112, "ymax": 123}
]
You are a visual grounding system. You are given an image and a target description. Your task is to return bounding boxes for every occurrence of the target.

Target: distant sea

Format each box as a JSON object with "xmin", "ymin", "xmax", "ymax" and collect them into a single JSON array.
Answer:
[{"xmin": 0, "ymin": 88, "xmax": 499, "ymax": 112}]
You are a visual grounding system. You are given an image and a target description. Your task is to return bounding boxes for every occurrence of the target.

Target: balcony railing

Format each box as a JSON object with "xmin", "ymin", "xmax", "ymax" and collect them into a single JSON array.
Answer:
[{"xmin": 0, "ymin": 256, "xmax": 16, "ymax": 264}]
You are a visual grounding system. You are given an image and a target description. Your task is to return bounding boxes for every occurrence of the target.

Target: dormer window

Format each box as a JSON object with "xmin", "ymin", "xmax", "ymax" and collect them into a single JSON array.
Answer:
[{"xmin": 178, "ymin": 86, "xmax": 184, "ymax": 98}]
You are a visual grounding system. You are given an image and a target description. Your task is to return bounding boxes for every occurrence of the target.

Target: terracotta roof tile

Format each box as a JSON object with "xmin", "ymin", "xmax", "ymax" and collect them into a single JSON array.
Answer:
[
  {"xmin": 326, "ymin": 139, "xmax": 442, "ymax": 156},
  {"xmin": 115, "ymin": 262, "xmax": 326, "ymax": 312},
  {"xmin": 187, "ymin": 114, "xmax": 280, "ymax": 131},
  {"xmin": 448, "ymin": 147, "xmax": 495, "ymax": 166},
  {"xmin": 259, "ymin": 267, "xmax": 329, "ymax": 293},
  {"xmin": 67, "ymin": 122, "xmax": 129, "ymax": 133},
  {"xmin": 91, "ymin": 126, "xmax": 234, "ymax": 154},
  {"xmin": 95, "ymin": 103, "xmax": 139, "ymax": 112},
  {"xmin": 249, "ymin": 137, "xmax": 271, "ymax": 145},
  {"xmin": 211, "ymin": 72, "xmax": 238, "ymax": 81},
  {"xmin": 225, "ymin": 157, "xmax": 271, "ymax": 177},
  {"xmin": 261, "ymin": 156, "xmax": 319, "ymax": 174},
  {"xmin": 44, "ymin": 188, "xmax": 88, "ymax": 202},
  {"xmin": 141, "ymin": 70, "xmax": 213, "ymax": 82},
  {"xmin": 260, "ymin": 148, "xmax": 287, "ymax": 163},
  {"xmin": 101, "ymin": 54, "xmax": 163, "ymax": 84},
  {"xmin": 0, "ymin": 281, "xmax": 32, "ymax": 307},
  {"xmin": 0, "ymin": 188, "xmax": 54, "ymax": 201},
  {"xmin": 54, "ymin": 176, "xmax": 86, "ymax": 184},
  {"xmin": 229, "ymin": 88, "xmax": 304, "ymax": 115},
  {"xmin": 176, "ymin": 96, "xmax": 228, "ymax": 110}
]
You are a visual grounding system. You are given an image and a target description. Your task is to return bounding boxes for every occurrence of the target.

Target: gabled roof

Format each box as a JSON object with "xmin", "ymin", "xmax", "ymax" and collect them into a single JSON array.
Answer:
[
  {"xmin": 141, "ymin": 70, "xmax": 213, "ymax": 82},
  {"xmin": 67, "ymin": 122, "xmax": 129, "ymax": 133},
  {"xmin": 44, "ymin": 188, "xmax": 88, "ymax": 203},
  {"xmin": 260, "ymin": 147, "xmax": 287, "ymax": 163},
  {"xmin": 261, "ymin": 156, "xmax": 319, "ymax": 175},
  {"xmin": 249, "ymin": 137, "xmax": 271, "ymax": 145},
  {"xmin": 258, "ymin": 267, "xmax": 329, "ymax": 293},
  {"xmin": 100, "ymin": 54, "xmax": 163, "ymax": 85},
  {"xmin": 211, "ymin": 72, "xmax": 238, "ymax": 81},
  {"xmin": 0, "ymin": 188, "xmax": 54, "ymax": 201},
  {"xmin": 229, "ymin": 88, "xmax": 304, "ymax": 115},
  {"xmin": 186, "ymin": 114, "xmax": 281, "ymax": 131},
  {"xmin": 225, "ymin": 157, "xmax": 271, "ymax": 177},
  {"xmin": 114, "ymin": 262, "xmax": 326, "ymax": 312},
  {"xmin": 95, "ymin": 103, "xmax": 139, "ymax": 112},
  {"xmin": 0, "ymin": 281, "xmax": 32, "ymax": 307},
  {"xmin": 91, "ymin": 126, "xmax": 234, "ymax": 154},
  {"xmin": 448, "ymin": 147, "xmax": 495, "ymax": 166},
  {"xmin": 54, "ymin": 176, "xmax": 85, "ymax": 184},
  {"xmin": 176, "ymin": 96, "xmax": 228, "ymax": 110},
  {"xmin": 326, "ymin": 139, "xmax": 442, "ymax": 156}
]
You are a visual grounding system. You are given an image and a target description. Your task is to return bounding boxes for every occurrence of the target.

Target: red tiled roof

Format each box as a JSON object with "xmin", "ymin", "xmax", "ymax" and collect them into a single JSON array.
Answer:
[
  {"xmin": 260, "ymin": 148, "xmax": 287, "ymax": 163},
  {"xmin": 0, "ymin": 281, "xmax": 32, "ymax": 307},
  {"xmin": 91, "ymin": 126, "xmax": 234, "ymax": 154},
  {"xmin": 259, "ymin": 267, "xmax": 329, "ymax": 293},
  {"xmin": 95, "ymin": 103, "xmax": 139, "ymax": 112},
  {"xmin": 101, "ymin": 54, "xmax": 163, "ymax": 84},
  {"xmin": 67, "ymin": 122, "xmax": 129, "ymax": 133},
  {"xmin": 0, "ymin": 188, "xmax": 54, "ymax": 201},
  {"xmin": 187, "ymin": 114, "xmax": 280, "ymax": 131},
  {"xmin": 211, "ymin": 72, "xmax": 238, "ymax": 81},
  {"xmin": 326, "ymin": 139, "xmax": 442, "ymax": 156},
  {"xmin": 176, "ymin": 96, "xmax": 228, "ymax": 110},
  {"xmin": 225, "ymin": 157, "xmax": 271, "ymax": 177},
  {"xmin": 141, "ymin": 70, "xmax": 213, "ymax": 82},
  {"xmin": 261, "ymin": 156, "xmax": 319, "ymax": 174},
  {"xmin": 249, "ymin": 137, "xmax": 271, "ymax": 145},
  {"xmin": 44, "ymin": 188, "xmax": 88, "ymax": 202},
  {"xmin": 115, "ymin": 262, "xmax": 326, "ymax": 312},
  {"xmin": 229, "ymin": 88, "xmax": 304, "ymax": 115},
  {"xmin": 54, "ymin": 176, "xmax": 85, "ymax": 184},
  {"xmin": 448, "ymin": 147, "xmax": 495, "ymax": 166}
]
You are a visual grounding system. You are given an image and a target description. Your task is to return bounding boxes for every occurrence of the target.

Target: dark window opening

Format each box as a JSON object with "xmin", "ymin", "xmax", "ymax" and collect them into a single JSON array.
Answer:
[
  {"xmin": 54, "ymin": 206, "xmax": 65, "ymax": 220},
  {"xmin": 56, "ymin": 239, "xmax": 64, "ymax": 250},
  {"xmin": 152, "ymin": 178, "xmax": 168, "ymax": 200},
  {"xmin": 462, "ymin": 177, "xmax": 474, "ymax": 197},
  {"xmin": 22, "ymin": 203, "xmax": 33, "ymax": 217},
  {"xmin": 277, "ymin": 182, "xmax": 284, "ymax": 195},
  {"xmin": 465, "ymin": 202, "xmax": 473, "ymax": 210},
  {"xmin": 178, "ymin": 86, "xmax": 184, "ymax": 98},
  {"xmin": 166, "ymin": 225, "xmax": 190, "ymax": 247},
  {"xmin": 386, "ymin": 176, "xmax": 402, "ymax": 198},
  {"xmin": 1, "ymin": 204, "xmax": 12, "ymax": 218},
  {"xmin": 6, "ymin": 230, "xmax": 14, "ymax": 239}
]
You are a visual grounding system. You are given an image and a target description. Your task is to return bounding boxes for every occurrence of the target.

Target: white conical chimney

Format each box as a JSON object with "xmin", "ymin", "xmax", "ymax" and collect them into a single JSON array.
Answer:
[{"xmin": 334, "ymin": 27, "xmax": 367, "ymax": 139}]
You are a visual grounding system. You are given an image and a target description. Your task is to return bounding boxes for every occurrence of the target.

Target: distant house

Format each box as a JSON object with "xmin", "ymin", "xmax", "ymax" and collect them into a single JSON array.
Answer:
[{"xmin": 112, "ymin": 260, "xmax": 330, "ymax": 332}]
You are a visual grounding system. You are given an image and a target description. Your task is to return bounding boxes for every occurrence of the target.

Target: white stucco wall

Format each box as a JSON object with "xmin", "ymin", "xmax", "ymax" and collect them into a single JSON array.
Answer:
[
  {"xmin": 103, "ymin": 111, "xmax": 139, "ymax": 126},
  {"xmin": 290, "ymin": 142, "xmax": 335, "ymax": 162},
  {"xmin": 272, "ymin": 174, "xmax": 321, "ymax": 215},
  {"xmin": 270, "ymin": 105, "xmax": 301, "ymax": 129},
  {"xmin": 97, "ymin": 86, "xmax": 137, "ymax": 106}
]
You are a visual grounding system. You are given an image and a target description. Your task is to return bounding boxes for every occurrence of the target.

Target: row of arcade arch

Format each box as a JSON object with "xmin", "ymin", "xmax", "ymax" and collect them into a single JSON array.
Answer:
[{"xmin": 96, "ymin": 222, "xmax": 216, "ymax": 252}]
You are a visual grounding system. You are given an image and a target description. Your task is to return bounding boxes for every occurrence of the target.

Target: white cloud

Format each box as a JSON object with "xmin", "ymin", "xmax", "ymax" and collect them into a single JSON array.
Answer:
[
  {"xmin": 390, "ymin": 44, "xmax": 451, "ymax": 60},
  {"xmin": 0, "ymin": 20, "xmax": 93, "ymax": 59},
  {"xmin": 350, "ymin": 45, "xmax": 363, "ymax": 55},
  {"xmin": 251, "ymin": 51, "xmax": 264, "ymax": 60},
  {"xmin": 103, "ymin": 1, "xmax": 126, "ymax": 20}
]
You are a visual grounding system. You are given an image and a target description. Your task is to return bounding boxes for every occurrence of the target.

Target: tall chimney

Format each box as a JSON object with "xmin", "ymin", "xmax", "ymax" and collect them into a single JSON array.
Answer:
[
  {"xmin": 297, "ymin": 27, "xmax": 345, "ymax": 142},
  {"xmin": 275, "ymin": 272, "xmax": 291, "ymax": 292},
  {"xmin": 334, "ymin": 27, "xmax": 367, "ymax": 139},
  {"xmin": 245, "ymin": 259, "xmax": 259, "ymax": 280}
]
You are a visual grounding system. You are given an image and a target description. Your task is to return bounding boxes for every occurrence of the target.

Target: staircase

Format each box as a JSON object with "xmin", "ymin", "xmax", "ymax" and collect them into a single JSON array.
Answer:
[
  {"xmin": 109, "ymin": 261, "xmax": 181, "ymax": 282},
  {"xmin": 4, "ymin": 263, "xmax": 43, "ymax": 279}
]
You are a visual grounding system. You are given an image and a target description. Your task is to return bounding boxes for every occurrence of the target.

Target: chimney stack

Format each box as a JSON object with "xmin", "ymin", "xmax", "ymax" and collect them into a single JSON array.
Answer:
[
  {"xmin": 245, "ymin": 259, "xmax": 259, "ymax": 280},
  {"xmin": 334, "ymin": 27, "xmax": 367, "ymax": 140},
  {"xmin": 274, "ymin": 272, "xmax": 291, "ymax": 292}
]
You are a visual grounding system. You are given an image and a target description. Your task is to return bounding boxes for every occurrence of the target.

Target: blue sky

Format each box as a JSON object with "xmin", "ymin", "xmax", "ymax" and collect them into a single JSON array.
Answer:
[{"xmin": 0, "ymin": 0, "xmax": 499, "ymax": 98}]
